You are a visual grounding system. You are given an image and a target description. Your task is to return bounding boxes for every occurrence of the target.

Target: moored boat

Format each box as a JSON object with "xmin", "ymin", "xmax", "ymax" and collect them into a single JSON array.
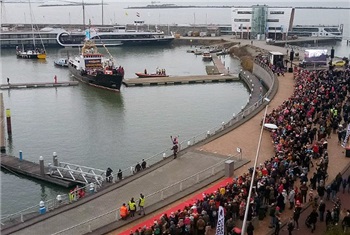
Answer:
[
  {"xmin": 16, "ymin": 47, "xmax": 46, "ymax": 59},
  {"xmin": 135, "ymin": 72, "xmax": 169, "ymax": 78},
  {"xmin": 202, "ymin": 52, "xmax": 212, "ymax": 61},
  {"xmin": 54, "ymin": 58, "xmax": 69, "ymax": 67},
  {"xmin": 68, "ymin": 40, "xmax": 124, "ymax": 91},
  {"xmin": 15, "ymin": 0, "xmax": 47, "ymax": 59}
]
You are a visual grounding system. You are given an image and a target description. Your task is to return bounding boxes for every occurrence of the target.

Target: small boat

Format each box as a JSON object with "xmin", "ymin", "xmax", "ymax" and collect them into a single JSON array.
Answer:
[
  {"xmin": 135, "ymin": 72, "xmax": 169, "ymax": 78},
  {"xmin": 16, "ymin": 47, "xmax": 46, "ymax": 59},
  {"xmin": 54, "ymin": 58, "xmax": 68, "ymax": 67},
  {"xmin": 15, "ymin": 1, "xmax": 46, "ymax": 60},
  {"xmin": 202, "ymin": 52, "xmax": 212, "ymax": 61}
]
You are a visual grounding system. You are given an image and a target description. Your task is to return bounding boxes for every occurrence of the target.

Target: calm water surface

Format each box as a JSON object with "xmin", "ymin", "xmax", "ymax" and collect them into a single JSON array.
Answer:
[{"xmin": 0, "ymin": 45, "xmax": 247, "ymax": 215}]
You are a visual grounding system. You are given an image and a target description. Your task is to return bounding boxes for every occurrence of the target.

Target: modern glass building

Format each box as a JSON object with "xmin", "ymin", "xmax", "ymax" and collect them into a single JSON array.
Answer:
[{"xmin": 231, "ymin": 5, "xmax": 295, "ymax": 40}]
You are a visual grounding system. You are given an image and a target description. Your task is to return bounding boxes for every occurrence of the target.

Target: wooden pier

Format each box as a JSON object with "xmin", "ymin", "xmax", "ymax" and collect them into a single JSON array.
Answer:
[
  {"xmin": 123, "ymin": 74, "xmax": 239, "ymax": 87},
  {"xmin": 0, "ymin": 155, "xmax": 77, "ymax": 188},
  {"xmin": 0, "ymin": 81, "xmax": 79, "ymax": 90}
]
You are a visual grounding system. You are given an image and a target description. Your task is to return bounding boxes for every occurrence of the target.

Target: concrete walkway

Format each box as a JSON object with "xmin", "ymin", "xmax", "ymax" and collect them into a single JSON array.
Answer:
[{"xmin": 4, "ymin": 150, "xmax": 249, "ymax": 235}]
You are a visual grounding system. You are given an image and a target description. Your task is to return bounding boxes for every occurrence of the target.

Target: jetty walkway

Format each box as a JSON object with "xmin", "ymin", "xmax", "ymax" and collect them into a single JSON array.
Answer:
[
  {"xmin": 0, "ymin": 81, "xmax": 78, "ymax": 90},
  {"xmin": 123, "ymin": 54, "xmax": 234, "ymax": 87}
]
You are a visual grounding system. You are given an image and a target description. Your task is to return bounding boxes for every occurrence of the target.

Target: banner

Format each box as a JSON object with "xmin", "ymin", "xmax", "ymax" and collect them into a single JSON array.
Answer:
[
  {"xmin": 215, "ymin": 206, "xmax": 224, "ymax": 235},
  {"xmin": 342, "ymin": 123, "xmax": 350, "ymax": 148}
]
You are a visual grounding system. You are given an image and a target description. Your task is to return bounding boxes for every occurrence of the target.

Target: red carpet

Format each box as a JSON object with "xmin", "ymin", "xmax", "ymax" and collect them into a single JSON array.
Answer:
[{"xmin": 119, "ymin": 177, "xmax": 233, "ymax": 235}]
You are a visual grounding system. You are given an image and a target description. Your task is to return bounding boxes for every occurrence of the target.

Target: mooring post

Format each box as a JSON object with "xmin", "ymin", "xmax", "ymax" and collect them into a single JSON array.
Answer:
[
  {"xmin": 19, "ymin": 150, "xmax": 23, "ymax": 161},
  {"xmin": 39, "ymin": 156, "xmax": 45, "ymax": 176},
  {"xmin": 53, "ymin": 152, "xmax": 58, "ymax": 166},
  {"xmin": 6, "ymin": 109, "xmax": 12, "ymax": 135},
  {"xmin": 39, "ymin": 200, "xmax": 46, "ymax": 214}
]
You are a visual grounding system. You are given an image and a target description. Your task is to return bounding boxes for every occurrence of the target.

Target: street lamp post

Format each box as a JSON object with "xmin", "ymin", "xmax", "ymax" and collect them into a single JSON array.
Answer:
[{"xmin": 241, "ymin": 97, "xmax": 270, "ymax": 235}]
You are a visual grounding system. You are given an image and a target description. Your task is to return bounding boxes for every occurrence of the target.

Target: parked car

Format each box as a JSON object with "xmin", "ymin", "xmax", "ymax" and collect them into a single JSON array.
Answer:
[{"xmin": 332, "ymin": 60, "xmax": 346, "ymax": 67}]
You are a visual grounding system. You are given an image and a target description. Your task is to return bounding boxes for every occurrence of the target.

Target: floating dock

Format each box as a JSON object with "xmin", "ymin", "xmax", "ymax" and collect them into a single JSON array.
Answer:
[
  {"xmin": 0, "ymin": 81, "xmax": 79, "ymax": 90},
  {"xmin": 0, "ymin": 155, "xmax": 77, "ymax": 188},
  {"xmin": 123, "ymin": 74, "xmax": 239, "ymax": 87}
]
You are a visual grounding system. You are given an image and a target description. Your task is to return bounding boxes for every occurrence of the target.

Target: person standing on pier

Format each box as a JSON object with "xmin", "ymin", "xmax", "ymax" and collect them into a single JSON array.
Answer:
[
  {"xmin": 141, "ymin": 159, "xmax": 146, "ymax": 170},
  {"xmin": 135, "ymin": 162, "xmax": 141, "ymax": 173},
  {"xmin": 171, "ymin": 143, "xmax": 178, "ymax": 159},
  {"xmin": 117, "ymin": 169, "xmax": 123, "ymax": 181},
  {"xmin": 138, "ymin": 193, "xmax": 146, "ymax": 215},
  {"xmin": 120, "ymin": 203, "xmax": 128, "ymax": 220},
  {"xmin": 128, "ymin": 197, "xmax": 137, "ymax": 217},
  {"xmin": 7, "ymin": 77, "xmax": 10, "ymax": 84},
  {"xmin": 106, "ymin": 167, "xmax": 113, "ymax": 182},
  {"xmin": 171, "ymin": 135, "xmax": 179, "ymax": 159}
]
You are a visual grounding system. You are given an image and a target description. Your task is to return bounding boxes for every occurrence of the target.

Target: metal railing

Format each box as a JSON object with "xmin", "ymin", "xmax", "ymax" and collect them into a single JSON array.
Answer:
[
  {"xmin": 51, "ymin": 154, "xmax": 238, "ymax": 235},
  {"xmin": 0, "ymin": 184, "xmax": 97, "ymax": 227},
  {"xmin": 1, "ymin": 62, "xmax": 277, "ymax": 230}
]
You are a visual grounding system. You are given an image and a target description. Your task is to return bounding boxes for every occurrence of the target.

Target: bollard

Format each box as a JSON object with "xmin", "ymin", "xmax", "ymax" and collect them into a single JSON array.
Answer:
[
  {"xmin": 19, "ymin": 150, "xmax": 23, "ymax": 161},
  {"xmin": 207, "ymin": 130, "xmax": 210, "ymax": 137},
  {"xmin": 56, "ymin": 195, "xmax": 62, "ymax": 207},
  {"xmin": 130, "ymin": 166, "xmax": 134, "ymax": 174},
  {"xmin": 53, "ymin": 152, "xmax": 58, "ymax": 166},
  {"xmin": 39, "ymin": 201, "xmax": 46, "ymax": 214},
  {"xmin": 222, "ymin": 121, "xmax": 225, "ymax": 130},
  {"xmin": 163, "ymin": 153, "xmax": 166, "ymax": 159},
  {"xmin": 39, "ymin": 156, "xmax": 45, "ymax": 176},
  {"xmin": 233, "ymin": 113, "xmax": 236, "ymax": 118},
  {"xmin": 187, "ymin": 140, "xmax": 191, "ymax": 147},
  {"xmin": 6, "ymin": 109, "xmax": 12, "ymax": 135},
  {"xmin": 89, "ymin": 183, "xmax": 95, "ymax": 194}
]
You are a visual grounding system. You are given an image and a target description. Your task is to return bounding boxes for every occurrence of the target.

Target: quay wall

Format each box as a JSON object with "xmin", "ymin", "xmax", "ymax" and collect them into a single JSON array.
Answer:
[{"xmin": 252, "ymin": 61, "xmax": 274, "ymax": 89}]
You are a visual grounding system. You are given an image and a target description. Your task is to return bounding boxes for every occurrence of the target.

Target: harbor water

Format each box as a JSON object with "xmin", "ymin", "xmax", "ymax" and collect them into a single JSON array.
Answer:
[{"xmin": 0, "ymin": 45, "xmax": 245, "ymax": 215}]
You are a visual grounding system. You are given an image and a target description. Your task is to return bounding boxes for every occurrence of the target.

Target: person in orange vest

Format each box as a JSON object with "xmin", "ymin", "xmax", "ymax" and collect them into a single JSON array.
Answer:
[{"xmin": 120, "ymin": 203, "xmax": 128, "ymax": 220}]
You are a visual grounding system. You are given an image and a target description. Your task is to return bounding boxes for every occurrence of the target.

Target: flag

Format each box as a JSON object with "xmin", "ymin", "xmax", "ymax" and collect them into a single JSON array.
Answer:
[
  {"xmin": 136, "ymin": 12, "xmax": 140, "ymax": 17},
  {"xmin": 85, "ymin": 29, "xmax": 90, "ymax": 40},
  {"xmin": 215, "ymin": 206, "xmax": 224, "ymax": 235},
  {"xmin": 342, "ymin": 123, "xmax": 350, "ymax": 148}
]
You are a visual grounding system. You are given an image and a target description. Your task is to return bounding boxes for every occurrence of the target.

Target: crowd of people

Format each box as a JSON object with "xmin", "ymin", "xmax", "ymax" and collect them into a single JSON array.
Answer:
[{"xmin": 125, "ymin": 58, "xmax": 350, "ymax": 235}]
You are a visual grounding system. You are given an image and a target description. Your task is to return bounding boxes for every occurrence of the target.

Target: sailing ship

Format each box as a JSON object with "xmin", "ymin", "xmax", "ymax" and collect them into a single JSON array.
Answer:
[
  {"xmin": 15, "ymin": 0, "xmax": 46, "ymax": 59},
  {"xmin": 68, "ymin": 36, "xmax": 124, "ymax": 91}
]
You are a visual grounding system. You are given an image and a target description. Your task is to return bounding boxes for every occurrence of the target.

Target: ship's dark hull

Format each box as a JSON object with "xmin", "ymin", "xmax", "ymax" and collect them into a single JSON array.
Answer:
[{"xmin": 68, "ymin": 64, "xmax": 123, "ymax": 91}]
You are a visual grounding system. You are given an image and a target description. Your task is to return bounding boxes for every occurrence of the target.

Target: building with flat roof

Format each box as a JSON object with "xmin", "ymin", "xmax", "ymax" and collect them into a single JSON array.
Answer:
[{"xmin": 231, "ymin": 5, "xmax": 295, "ymax": 40}]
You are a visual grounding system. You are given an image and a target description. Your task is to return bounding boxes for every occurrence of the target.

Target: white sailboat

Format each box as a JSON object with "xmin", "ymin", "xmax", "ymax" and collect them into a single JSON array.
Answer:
[{"xmin": 16, "ymin": 0, "xmax": 46, "ymax": 59}]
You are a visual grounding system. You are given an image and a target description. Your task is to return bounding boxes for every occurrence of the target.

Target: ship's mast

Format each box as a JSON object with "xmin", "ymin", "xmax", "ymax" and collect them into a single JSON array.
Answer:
[
  {"xmin": 82, "ymin": 0, "xmax": 85, "ymax": 29},
  {"xmin": 101, "ymin": 0, "xmax": 104, "ymax": 25},
  {"xmin": 28, "ymin": 0, "xmax": 35, "ymax": 47}
]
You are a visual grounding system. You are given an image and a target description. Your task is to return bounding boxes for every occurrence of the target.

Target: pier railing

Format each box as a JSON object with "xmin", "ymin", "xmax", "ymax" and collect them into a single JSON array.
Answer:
[
  {"xmin": 50, "ymin": 154, "xmax": 238, "ymax": 235},
  {"xmin": 1, "ymin": 61, "xmax": 277, "ymax": 230}
]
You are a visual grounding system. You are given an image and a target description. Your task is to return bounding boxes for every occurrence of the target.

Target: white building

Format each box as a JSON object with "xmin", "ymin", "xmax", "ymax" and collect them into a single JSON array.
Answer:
[{"xmin": 231, "ymin": 5, "xmax": 295, "ymax": 40}]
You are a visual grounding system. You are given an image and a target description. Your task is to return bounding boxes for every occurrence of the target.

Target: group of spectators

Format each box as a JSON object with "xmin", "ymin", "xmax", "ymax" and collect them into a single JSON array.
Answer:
[{"xmin": 127, "ymin": 58, "xmax": 350, "ymax": 235}]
